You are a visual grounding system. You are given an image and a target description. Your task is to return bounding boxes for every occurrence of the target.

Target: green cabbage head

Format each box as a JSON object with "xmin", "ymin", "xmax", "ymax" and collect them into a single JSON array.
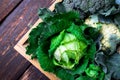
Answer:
[
  {"xmin": 27, "ymin": 11, "xmax": 98, "ymax": 74},
  {"xmin": 49, "ymin": 30, "xmax": 87, "ymax": 69}
]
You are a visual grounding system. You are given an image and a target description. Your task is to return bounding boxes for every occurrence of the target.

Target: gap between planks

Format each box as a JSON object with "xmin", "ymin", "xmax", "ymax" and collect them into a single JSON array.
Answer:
[
  {"xmin": 0, "ymin": 0, "xmax": 23, "ymax": 24},
  {"xmin": 14, "ymin": 0, "xmax": 62, "ymax": 80}
]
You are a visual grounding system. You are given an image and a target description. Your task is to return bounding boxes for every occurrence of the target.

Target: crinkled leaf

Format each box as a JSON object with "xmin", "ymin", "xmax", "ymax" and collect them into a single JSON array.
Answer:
[
  {"xmin": 45, "ymin": 11, "xmax": 81, "ymax": 23},
  {"xmin": 95, "ymin": 52, "xmax": 108, "ymax": 73},
  {"xmin": 86, "ymin": 42, "xmax": 96, "ymax": 61},
  {"xmin": 38, "ymin": 8, "xmax": 54, "ymax": 21},
  {"xmin": 55, "ymin": 2, "xmax": 67, "ymax": 13},
  {"xmin": 36, "ymin": 42, "xmax": 56, "ymax": 72},
  {"xmin": 72, "ymin": 58, "xmax": 89, "ymax": 75},
  {"xmin": 106, "ymin": 53, "xmax": 120, "ymax": 79},
  {"xmin": 61, "ymin": 0, "xmax": 120, "ymax": 16},
  {"xmin": 55, "ymin": 68, "xmax": 74, "ymax": 80},
  {"xmin": 85, "ymin": 64, "xmax": 101, "ymax": 78},
  {"xmin": 66, "ymin": 23, "xmax": 89, "ymax": 44},
  {"xmin": 76, "ymin": 76, "xmax": 93, "ymax": 80},
  {"xmin": 95, "ymin": 52, "xmax": 120, "ymax": 80},
  {"xmin": 48, "ymin": 30, "xmax": 65, "ymax": 57},
  {"xmin": 26, "ymin": 22, "xmax": 47, "ymax": 58},
  {"xmin": 38, "ymin": 19, "xmax": 71, "ymax": 44},
  {"xmin": 100, "ymin": 6, "xmax": 118, "ymax": 16}
]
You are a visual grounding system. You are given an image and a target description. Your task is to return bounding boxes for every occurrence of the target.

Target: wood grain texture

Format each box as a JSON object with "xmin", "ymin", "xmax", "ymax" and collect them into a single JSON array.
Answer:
[
  {"xmin": 0, "ymin": 0, "xmax": 23, "ymax": 23},
  {"xmin": 0, "ymin": 50, "xmax": 31, "ymax": 80},
  {"xmin": 0, "ymin": 0, "xmax": 55, "ymax": 80},
  {"xmin": 19, "ymin": 65, "xmax": 49, "ymax": 80},
  {"xmin": 14, "ymin": 0, "xmax": 62, "ymax": 80}
]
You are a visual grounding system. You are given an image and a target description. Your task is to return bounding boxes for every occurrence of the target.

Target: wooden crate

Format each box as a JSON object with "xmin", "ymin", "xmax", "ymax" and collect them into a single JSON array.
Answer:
[{"xmin": 14, "ymin": 0, "xmax": 62, "ymax": 80}]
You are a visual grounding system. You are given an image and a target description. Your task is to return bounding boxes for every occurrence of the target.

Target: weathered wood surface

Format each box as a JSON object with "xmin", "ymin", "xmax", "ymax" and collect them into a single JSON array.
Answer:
[
  {"xmin": 14, "ymin": 0, "xmax": 62, "ymax": 80},
  {"xmin": 19, "ymin": 65, "xmax": 49, "ymax": 80},
  {"xmin": 0, "ymin": 0, "xmax": 23, "ymax": 23},
  {"xmin": 0, "ymin": 0, "xmax": 54, "ymax": 80}
]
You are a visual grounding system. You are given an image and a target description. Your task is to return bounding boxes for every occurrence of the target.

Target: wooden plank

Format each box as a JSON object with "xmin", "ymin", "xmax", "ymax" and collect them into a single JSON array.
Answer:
[
  {"xmin": 0, "ymin": 0, "xmax": 56, "ymax": 80},
  {"xmin": 0, "ymin": 50, "xmax": 31, "ymax": 80},
  {"xmin": 19, "ymin": 65, "xmax": 49, "ymax": 80},
  {"xmin": 14, "ymin": 0, "xmax": 62, "ymax": 80},
  {"xmin": 0, "ymin": 0, "xmax": 23, "ymax": 23}
]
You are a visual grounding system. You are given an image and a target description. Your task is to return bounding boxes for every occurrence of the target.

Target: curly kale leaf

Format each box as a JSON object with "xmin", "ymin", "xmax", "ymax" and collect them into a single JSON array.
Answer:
[{"xmin": 95, "ymin": 52, "xmax": 120, "ymax": 80}]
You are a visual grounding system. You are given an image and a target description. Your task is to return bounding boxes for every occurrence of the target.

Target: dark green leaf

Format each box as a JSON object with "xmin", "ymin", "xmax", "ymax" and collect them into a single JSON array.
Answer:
[
  {"xmin": 26, "ymin": 22, "xmax": 47, "ymax": 58},
  {"xmin": 72, "ymin": 58, "xmax": 89, "ymax": 75},
  {"xmin": 66, "ymin": 23, "xmax": 88, "ymax": 44},
  {"xmin": 45, "ymin": 11, "xmax": 80, "ymax": 22},
  {"xmin": 86, "ymin": 42, "xmax": 96, "ymax": 61},
  {"xmin": 38, "ymin": 8, "xmax": 54, "ymax": 21},
  {"xmin": 38, "ymin": 19, "xmax": 71, "ymax": 44},
  {"xmin": 48, "ymin": 30, "xmax": 65, "ymax": 57},
  {"xmin": 76, "ymin": 76, "xmax": 93, "ymax": 80},
  {"xmin": 36, "ymin": 43, "xmax": 56, "ymax": 72},
  {"xmin": 55, "ymin": 2, "xmax": 67, "ymax": 13},
  {"xmin": 55, "ymin": 68, "xmax": 74, "ymax": 80}
]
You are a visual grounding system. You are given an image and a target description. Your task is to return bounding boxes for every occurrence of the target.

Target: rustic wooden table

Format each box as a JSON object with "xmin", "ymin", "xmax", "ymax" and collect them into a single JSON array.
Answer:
[{"xmin": 0, "ymin": 0, "xmax": 55, "ymax": 80}]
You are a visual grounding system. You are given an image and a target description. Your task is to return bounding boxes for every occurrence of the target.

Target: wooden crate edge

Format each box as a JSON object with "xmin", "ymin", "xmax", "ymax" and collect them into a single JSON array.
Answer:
[
  {"xmin": 14, "ymin": 44, "xmax": 59, "ymax": 80},
  {"xmin": 14, "ymin": 0, "xmax": 62, "ymax": 80}
]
